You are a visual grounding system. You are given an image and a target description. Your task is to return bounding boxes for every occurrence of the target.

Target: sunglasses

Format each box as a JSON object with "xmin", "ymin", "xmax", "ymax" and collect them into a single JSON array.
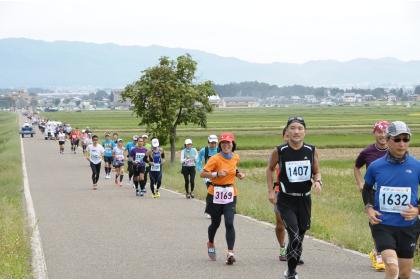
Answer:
[
  {"xmin": 392, "ymin": 137, "xmax": 410, "ymax": 143},
  {"xmin": 288, "ymin": 116, "xmax": 305, "ymax": 122}
]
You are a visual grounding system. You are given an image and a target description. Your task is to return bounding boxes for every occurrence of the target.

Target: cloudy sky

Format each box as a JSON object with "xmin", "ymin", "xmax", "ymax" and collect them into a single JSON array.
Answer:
[{"xmin": 1, "ymin": 0, "xmax": 419, "ymax": 63}]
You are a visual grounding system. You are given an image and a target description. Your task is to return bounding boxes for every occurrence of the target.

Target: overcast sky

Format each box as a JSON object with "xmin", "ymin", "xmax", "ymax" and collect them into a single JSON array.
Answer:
[{"xmin": 1, "ymin": 0, "xmax": 419, "ymax": 63}]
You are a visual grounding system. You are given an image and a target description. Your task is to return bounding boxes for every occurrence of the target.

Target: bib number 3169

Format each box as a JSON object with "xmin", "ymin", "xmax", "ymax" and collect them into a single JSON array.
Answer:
[{"xmin": 213, "ymin": 186, "xmax": 234, "ymax": 204}]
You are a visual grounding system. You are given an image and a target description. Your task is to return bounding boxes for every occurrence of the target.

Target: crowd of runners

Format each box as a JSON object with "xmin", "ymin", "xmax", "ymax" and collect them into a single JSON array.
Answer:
[{"xmin": 25, "ymin": 112, "xmax": 420, "ymax": 279}]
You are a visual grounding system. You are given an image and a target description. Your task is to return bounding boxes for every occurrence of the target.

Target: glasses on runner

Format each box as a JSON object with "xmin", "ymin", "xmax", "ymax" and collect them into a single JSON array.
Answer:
[
  {"xmin": 392, "ymin": 137, "xmax": 410, "ymax": 143},
  {"xmin": 286, "ymin": 116, "xmax": 306, "ymax": 128}
]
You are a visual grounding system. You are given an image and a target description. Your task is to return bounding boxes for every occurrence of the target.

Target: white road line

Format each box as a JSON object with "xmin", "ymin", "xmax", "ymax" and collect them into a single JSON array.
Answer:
[
  {"xmin": 162, "ymin": 187, "xmax": 420, "ymax": 275},
  {"xmin": 21, "ymin": 137, "xmax": 48, "ymax": 279}
]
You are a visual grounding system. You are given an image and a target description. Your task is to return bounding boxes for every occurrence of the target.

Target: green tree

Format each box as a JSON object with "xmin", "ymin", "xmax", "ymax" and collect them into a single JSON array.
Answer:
[
  {"xmin": 122, "ymin": 54, "xmax": 216, "ymax": 162},
  {"xmin": 53, "ymin": 98, "xmax": 61, "ymax": 107}
]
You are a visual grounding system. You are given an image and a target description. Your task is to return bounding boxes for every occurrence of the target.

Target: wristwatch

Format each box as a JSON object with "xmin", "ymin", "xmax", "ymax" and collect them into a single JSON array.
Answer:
[{"xmin": 315, "ymin": 179, "xmax": 323, "ymax": 186}]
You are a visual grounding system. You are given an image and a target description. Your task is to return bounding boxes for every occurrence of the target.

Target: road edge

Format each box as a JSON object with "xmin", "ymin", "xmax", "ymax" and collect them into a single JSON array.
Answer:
[{"xmin": 20, "ymin": 136, "xmax": 48, "ymax": 279}]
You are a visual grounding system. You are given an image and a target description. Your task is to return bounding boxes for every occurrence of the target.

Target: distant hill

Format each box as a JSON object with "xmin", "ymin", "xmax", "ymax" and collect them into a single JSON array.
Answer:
[{"xmin": 1, "ymin": 38, "xmax": 420, "ymax": 88}]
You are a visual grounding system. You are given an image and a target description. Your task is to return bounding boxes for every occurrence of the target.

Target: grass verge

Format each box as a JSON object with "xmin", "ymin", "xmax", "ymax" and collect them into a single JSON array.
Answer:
[{"xmin": 0, "ymin": 112, "xmax": 31, "ymax": 278}]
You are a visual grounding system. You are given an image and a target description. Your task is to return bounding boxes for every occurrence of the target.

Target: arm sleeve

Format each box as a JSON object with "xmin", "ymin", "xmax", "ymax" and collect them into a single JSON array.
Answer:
[
  {"xmin": 362, "ymin": 182, "xmax": 375, "ymax": 206},
  {"xmin": 196, "ymin": 148, "xmax": 204, "ymax": 172},
  {"xmin": 180, "ymin": 149, "xmax": 185, "ymax": 164}
]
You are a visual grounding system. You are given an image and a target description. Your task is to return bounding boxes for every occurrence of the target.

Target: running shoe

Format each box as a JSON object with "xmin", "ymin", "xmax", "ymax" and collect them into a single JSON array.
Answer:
[
  {"xmin": 368, "ymin": 250, "xmax": 377, "ymax": 269},
  {"xmin": 156, "ymin": 191, "xmax": 160, "ymax": 198},
  {"xmin": 284, "ymin": 270, "xmax": 298, "ymax": 279},
  {"xmin": 298, "ymin": 258, "xmax": 304, "ymax": 265},
  {"xmin": 225, "ymin": 252, "xmax": 236, "ymax": 265},
  {"xmin": 115, "ymin": 179, "xmax": 118, "ymax": 185},
  {"xmin": 205, "ymin": 213, "xmax": 211, "ymax": 219},
  {"xmin": 186, "ymin": 193, "xmax": 191, "ymax": 199},
  {"xmin": 374, "ymin": 255, "xmax": 385, "ymax": 271},
  {"xmin": 152, "ymin": 193, "xmax": 157, "ymax": 199},
  {"xmin": 118, "ymin": 182, "xmax": 123, "ymax": 187},
  {"xmin": 279, "ymin": 247, "xmax": 287, "ymax": 261},
  {"xmin": 207, "ymin": 242, "xmax": 216, "ymax": 261},
  {"xmin": 190, "ymin": 192, "xmax": 195, "ymax": 199},
  {"xmin": 136, "ymin": 191, "xmax": 140, "ymax": 197}
]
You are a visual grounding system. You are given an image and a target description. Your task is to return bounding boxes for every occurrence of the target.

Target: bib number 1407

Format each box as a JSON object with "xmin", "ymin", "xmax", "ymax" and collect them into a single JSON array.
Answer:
[
  {"xmin": 213, "ymin": 186, "xmax": 234, "ymax": 204},
  {"xmin": 285, "ymin": 160, "xmax": 311, "ymax": 182}
]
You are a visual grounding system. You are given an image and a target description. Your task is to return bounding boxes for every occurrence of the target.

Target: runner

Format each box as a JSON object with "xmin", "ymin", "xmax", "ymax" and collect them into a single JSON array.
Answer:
[
  {"xmin": 86, "ymin": 135, "xmax": 105, "ymax": 190},
  {"xmin": 354, "ymin": 120, "xmax": 389, "ymax": 271},
  {"xmin": 129, "ymin": 137, "xmax": 148, "ymax": 196},
  {"xmin": 181, "ymin": 138, "xmax": 198, "ymax": 198},
  {"xmin": 200, "ymin": 132, "xmax": 245, "ymax": 265},
  {"xmin": 363, "ymin": 121, "xmax": 420, "ymax": 279},
  {"xmin": 142, "ymin": 134, "xmax": 151, "ymax": 193},
  {"xmin": 112, "ymin": 138, "xmax": 125, "ymax": 187},
  {"xmin": 272, "ymin": 127, "xmax": 289, "ymax": 262},
  {"xmin": 112, "ymin": 132, "xmax": 119, "ymax": 144},
  {"xmin": 197, "ymin": 134, "xmax": 219, "ymax": 218},
  {"xmin": 81, "ymin": 129, "xmax": 89, "ymax": 155},
  {"xmin": 146, "ymin": 138, "xmax": 165, "ymax": 198},
  {"xmin": 125, "ymin": 135, "xmax": 138, "ymax": 186},
  {"xmin": 266, "ymin": 117, "xmax": 321, "ymax": 279},
  {"xmin": 102, "ymin": 132, "xmax": 116, "ymax": 179},
  {"xmin": 70, "ymin": 127, "xmax": 81, "ymax": 154},
  {"xmin": 57, "ymin": 128, "xmax": 66, "ymax": 154}
]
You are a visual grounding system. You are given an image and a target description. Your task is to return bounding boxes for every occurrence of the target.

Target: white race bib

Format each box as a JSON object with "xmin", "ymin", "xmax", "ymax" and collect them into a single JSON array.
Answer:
[
  {"xmin": 151, "ymin": 163, "xmax": 161, "ymax": 171},
  {"xmin": 379, "ymin": 186, "xmax": 411, "ymax": 213},
  {"xmin": 116, "ymin": 154, "xmax": 124, "ymax": 161},
  {"xmin": 135, "ymin": 153, "xmax": 145, "ymax": 163},
  {"xmin": 90, "ymin": 151, "xmax": 100, "ymax": 161},
  {"xmin": 213, "ymin": 186, "xmax": 234, "ymax": 204},
  {"xmin": 285, "ymin": 160, "xmax": 311, "ymax": 182}
]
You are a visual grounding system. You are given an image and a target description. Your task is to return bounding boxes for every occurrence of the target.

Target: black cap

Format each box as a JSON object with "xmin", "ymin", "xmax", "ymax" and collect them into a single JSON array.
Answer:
[{"xmin": 286, "ymin": 116, "xmax": 306, "ymax": 128}]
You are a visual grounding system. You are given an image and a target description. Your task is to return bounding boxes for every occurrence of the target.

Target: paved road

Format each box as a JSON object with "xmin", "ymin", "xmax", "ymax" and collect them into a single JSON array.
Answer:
[{"xmin": 22, "ymin": 120, "xmax": 418, "ymax": 278}]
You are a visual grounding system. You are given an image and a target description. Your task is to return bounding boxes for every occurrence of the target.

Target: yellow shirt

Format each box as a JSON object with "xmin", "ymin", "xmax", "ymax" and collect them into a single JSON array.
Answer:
[{"xmin": 203, "ymin": 153, "xmax": 240, "ymax": 196}]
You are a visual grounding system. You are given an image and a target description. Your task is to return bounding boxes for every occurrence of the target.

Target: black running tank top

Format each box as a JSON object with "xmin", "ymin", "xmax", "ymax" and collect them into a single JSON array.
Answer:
[{"xmin": 277, "ymin": 143, "xmax": 315, "ymax": 194}]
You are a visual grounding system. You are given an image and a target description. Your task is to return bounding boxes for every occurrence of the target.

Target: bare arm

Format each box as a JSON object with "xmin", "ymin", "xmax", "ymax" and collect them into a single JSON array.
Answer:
[
  {"xmin": 353, "ymin": 166, "xmax": 364, "ymax": 192},
  {"xmin": 312, "ymin": 149, "xmax": 322, "ymax": 194},
  {"xmin": 266, "ymin": 148, "xmax": 278, "ymax": 204}
]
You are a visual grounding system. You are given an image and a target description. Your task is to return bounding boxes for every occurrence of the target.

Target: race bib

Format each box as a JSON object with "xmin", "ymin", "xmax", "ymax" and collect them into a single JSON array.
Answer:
[
  {"xmin": 184, "ymin": 159, "xmax": 195, "ymax": 166},
  {"xmin": 151, "ymin": 163, "xmax": 161, "ymax": 171},
  {"xmin": 90, "ymin": 151, "xmax": 100, "ymax": 161},
  {"xmin": 135, "ymin": 153, "xmax": 145, "ymax": 163},
  {"xmin": 285, "ymin": 160, "xmax": 311, "ymax": 182},
  {"xmin": 379, "ymin": 186, "xmax": 411, "ymax": 213},
  {"xmin": 116, "ymin": 154, "xmax": 124, "ymax": 161},
  {"xmin": 213, "ymin": 186, "xmax": 234, "ymax": 204}
]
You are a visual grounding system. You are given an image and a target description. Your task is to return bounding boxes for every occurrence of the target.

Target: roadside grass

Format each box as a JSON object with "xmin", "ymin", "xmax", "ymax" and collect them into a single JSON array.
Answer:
[{"xmin": 0, "ymin": 112, "xmax": 31, "ymax": 278}]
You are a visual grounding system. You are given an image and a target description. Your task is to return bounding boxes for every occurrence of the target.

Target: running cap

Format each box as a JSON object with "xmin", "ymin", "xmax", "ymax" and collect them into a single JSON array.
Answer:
[
  {"xmin": 208, "ymin": 134, "xmax": 218, "ymax": 143},
  {"xmin": 142, "ymin": 134, "xmax": 148, "ymax": 139},
  {"xmin": 132, "ymin": 135, "xmax": 139, "ymax": 141},
  {"xmin": 373, "ymin": 120, "xmax": 389, "ymax": 133},
  {"xmin": 387, "ymin": 121, "xmax": 412, "ymax": 137},
  {"xmin": 286, "ymin": 116, "xmax": 306, "ymax": 128},
  {"xmin": 185, "ymin": 138, "xmax": 192, "ymax": 145},
  {"xmin": 117, "ymin": 138, "xmax": 123, "ymax": 142},
  {"xmin": 219, "ymin": 132, "xmax": 235, "ymax": 143},
  {"xmin": 152, "ymin": 138, "xmax": 159, "ymax": 147},
  {"xmin": 105, "ymin": 132, "xmax": 111, "ymax": 136},
  {"xmin": 82, "ymin": 129, "xmax": 85, "ymax": 133}
]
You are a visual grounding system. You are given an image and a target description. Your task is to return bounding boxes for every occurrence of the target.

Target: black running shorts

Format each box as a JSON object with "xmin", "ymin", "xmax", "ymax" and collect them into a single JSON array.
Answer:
[
  {"xmin": 276, "ymin": 192, "xmax": 311, "ymax": 232},
  {"xmin": 133, "ymin": 164, "xmax": 146, "ymax": 176},
  {"xmin": 370, "ymin": 222, "xmax": 419, "ymax": 258},
  {"xmin": 104, "ymin": 156, "xmax": 113, "ymax": 164}
]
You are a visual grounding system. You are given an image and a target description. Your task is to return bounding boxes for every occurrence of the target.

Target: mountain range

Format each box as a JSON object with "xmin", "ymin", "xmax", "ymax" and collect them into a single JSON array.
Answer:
[{"xmin": 1, "ymin": 38, "xmax": 420, "ymax": 88}]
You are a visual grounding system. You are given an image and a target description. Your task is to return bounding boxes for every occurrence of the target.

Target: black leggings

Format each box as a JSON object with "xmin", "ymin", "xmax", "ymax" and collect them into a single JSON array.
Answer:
[
  {"xmin": 90, "ymin": 162, "xmax": 101, "ymax": 184},
  {"xmin": 150, "ymin": 171, "xmax": 162, "ymax": 194},
  {"xmin": 277, "ymin": 194, "xmax": 311, "ymax": 273},
  {"xmin": 206, "ymin": 195, "xmax": 236, "ymax": 250},
  {"xmin": 182, "ymin": 166, "xmax": 196, "ymax": 193}
]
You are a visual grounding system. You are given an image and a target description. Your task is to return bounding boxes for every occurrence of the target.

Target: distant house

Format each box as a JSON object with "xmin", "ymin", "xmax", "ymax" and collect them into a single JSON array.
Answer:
[
  {"xmin": 342, "ymin": 93, "xmax": 356, "ymax": 103},
  {"xmin": 363, "ymin": 95, "xmax": 376, "ymax": 101},
  {"xmin": 290, "ymin": 96, "xmax": 302, "ymax": 104},
  {"xmin": 208, "ymin": 95, "xmax": 222, "ymax": 108},
  {"xmin": 304, "ymin": 95, "xmax": 317, "ymax": 103},
  {"xmin": 112, "ymin": 90, "xmax": 131, "ymax": 110},
  {"xmin": 387, "ymin": 95, "xmax": 397, "ymax": 102},
  {"xmin": 220, "ymin": 97, "xmax": 258, "ymax": 108}
]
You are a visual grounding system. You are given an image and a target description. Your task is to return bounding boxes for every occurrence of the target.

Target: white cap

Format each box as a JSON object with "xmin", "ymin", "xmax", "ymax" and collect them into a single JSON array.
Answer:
[
  {"xmin": 208, "ymin": 134, "xmax": 218, "ymax": 143},
  {"xmin": 151, "ymin": 138, "xmax": 159, "ymax": 147},
  {"xmin": 142, "ymin": 134, "xmax": 148, "ymax": 139},
  {"xmin": 387, "ymin": 121, "xmax": 412, "ymax": 137},
  {"xmin": 132, "ymin": 135, "xmax": 139, "ymax": 141},
  {"xmin": 185, "ymin": 138, "xmax": 192, "ymax": 145}
]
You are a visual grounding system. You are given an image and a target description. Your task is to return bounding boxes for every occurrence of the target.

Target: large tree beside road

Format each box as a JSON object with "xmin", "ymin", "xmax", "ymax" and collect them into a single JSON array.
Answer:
[{"xmin": 121, "ymin": 54, "xmax": 216, "ymax": 162}]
